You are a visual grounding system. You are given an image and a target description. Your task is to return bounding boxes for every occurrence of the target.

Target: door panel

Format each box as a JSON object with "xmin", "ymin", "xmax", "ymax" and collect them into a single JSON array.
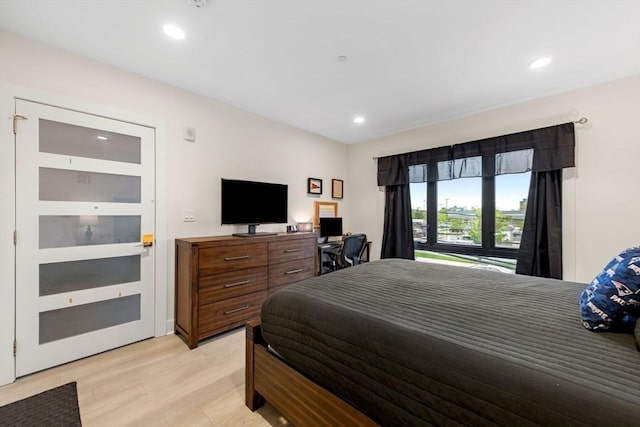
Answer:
[
  {"xmin": 39, "ymin": 167, "xmax": 141, "ymax": 202},
  {"xmin": 39, "ymin": 118, "xmax": 141, "ymax": 163},
  {"xmin": 15, "ymin": 100, "xmax": 155, "ymax": 376},
  {"xmin": 39, "ymin": 215, "xmax": 141, "ymax": 248},
  {"xmin": 39, "ymin": 256, "xmax": 140, "ymax": 296},
  {"xmin": 39, "ymin": 294, "xmax": 141, "ymax": 344}
]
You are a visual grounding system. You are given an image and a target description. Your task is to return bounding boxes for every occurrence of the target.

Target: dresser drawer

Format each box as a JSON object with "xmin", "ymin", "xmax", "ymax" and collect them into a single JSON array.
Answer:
[
  {"xmin": 269, "ymin": 257, "xmax": 315, "ymax": 288},
  {"xmin": 199, "ymin": 243, "xmax": 267, "ymax": 275},
  {"xmin": 198, "ymin": 290, "xmax": 267, "ymax": 338},
  {"xmin": 199, "ymin": 266, "xmax": 268, "ymax": 305},
  {"xmin": 269, "ymin": 239, "xmax": 315, "ymax": 264}
]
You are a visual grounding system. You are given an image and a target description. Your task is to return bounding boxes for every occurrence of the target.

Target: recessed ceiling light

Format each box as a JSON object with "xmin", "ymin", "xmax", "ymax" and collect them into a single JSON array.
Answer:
[
  {"xmin": 97, "ymin": 135, "xmax": 108, "ymax": 141},
  {"xmin": 353, "ymin": 116, "xmax": 366, "ymax": 124},
  {"xmin": 188, "ymin": 0, "xmax": 208, "ymax": 8},
  {"xmin": 529, "ymin": 56, "xmax": 552, "ymax": 69},
  {"xmin": 337, "ymin": 55, "xmax": 348, "ymax": 63},
  {"xmin": 163, "ymin": 24, "xmax": 185, "ymax": 40}
]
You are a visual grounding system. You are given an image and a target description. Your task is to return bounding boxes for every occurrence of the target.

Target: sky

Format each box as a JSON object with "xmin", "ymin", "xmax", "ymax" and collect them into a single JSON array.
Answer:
[{"xmin": 410, "ymin": 172, "xmax": 530, "ymax": 212}]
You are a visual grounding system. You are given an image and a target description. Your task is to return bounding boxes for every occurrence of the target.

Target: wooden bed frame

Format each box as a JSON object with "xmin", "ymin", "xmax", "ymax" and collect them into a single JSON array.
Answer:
[{"xmin": 245, "ymin": 320, "xmax": 377, "ymax": 426}]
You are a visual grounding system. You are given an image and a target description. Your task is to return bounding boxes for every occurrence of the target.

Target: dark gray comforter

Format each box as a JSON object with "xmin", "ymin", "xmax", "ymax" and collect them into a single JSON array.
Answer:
[{"xmin": 260, "ymin": 259, "xmax": 640, "ymax": 426}]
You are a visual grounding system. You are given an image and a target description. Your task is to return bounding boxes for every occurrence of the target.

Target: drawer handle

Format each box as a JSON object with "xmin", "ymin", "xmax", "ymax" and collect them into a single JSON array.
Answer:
[
  {"xmin": 223, "ymin": 305, "xmax": 250, "ymax": 315},
  {"xmin": 285, "ymin": 268, "xmax": 303, "ymax": 275},
  {"xmin": 285, "ymin": 248, "xmax": 302, "ymax": 253},
  {"xmin": 224, "ymin": 255, "xmax": 249, "ymax": 261},
  {"xmin": 224, "ymin": 280, "xmax": 250, "ymax": 288}
]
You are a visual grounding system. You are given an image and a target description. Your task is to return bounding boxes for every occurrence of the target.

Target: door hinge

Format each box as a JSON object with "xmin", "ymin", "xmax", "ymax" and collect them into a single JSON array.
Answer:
[
  {"xmin": 13, "ymin": 340, "xmax": 16, "ymax": 357},
  {"xmin": 13, "ymin": 230, "xmax": 17, "ymax": 245},
  {"xmin": 12, "ymin": 114, "xmax": 27, "ymax": 134}
]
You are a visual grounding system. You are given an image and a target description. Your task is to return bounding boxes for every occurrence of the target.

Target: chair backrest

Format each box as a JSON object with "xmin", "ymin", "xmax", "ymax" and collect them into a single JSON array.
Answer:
[{"xmin": 340, "ymin": 233, "xmax": 367, "ymax": 267}]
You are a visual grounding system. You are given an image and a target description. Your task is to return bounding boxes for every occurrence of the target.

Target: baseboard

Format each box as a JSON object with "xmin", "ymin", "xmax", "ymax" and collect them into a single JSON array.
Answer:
[{"xmin": 165, "ymin": 319, "xmax": 175, "ymax": 336}]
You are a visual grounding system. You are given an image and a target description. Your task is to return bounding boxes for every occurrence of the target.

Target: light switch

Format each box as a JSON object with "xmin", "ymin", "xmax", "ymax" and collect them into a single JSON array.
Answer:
[{"xmin": 183, "ymin": 209, "xmax": 196, "ymax": 222}]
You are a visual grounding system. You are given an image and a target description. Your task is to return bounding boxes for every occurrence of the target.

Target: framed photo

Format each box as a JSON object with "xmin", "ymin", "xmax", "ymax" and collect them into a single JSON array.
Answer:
[
  {"xmin": 314, "ymin": 201, "xmax": 338, "ymax": 227},
  {"xmin": 332, "ymin": 179, "xmax": 344, "ymax": 199},
  {"xmin": 307, "ymin": 177, "xmax": 322, "ymax": 195}
]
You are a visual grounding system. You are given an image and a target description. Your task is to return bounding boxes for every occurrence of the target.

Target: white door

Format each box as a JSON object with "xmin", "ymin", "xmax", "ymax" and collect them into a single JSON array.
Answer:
[{"xmin": 14, "ymin": 99, "xmax": 156, "ymax": 376}]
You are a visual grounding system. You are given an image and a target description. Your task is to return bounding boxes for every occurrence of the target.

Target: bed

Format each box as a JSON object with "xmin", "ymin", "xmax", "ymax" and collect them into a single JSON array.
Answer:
[{"xmin": 245, "ymin": 259, "xmax": 640, "ymax": 426}]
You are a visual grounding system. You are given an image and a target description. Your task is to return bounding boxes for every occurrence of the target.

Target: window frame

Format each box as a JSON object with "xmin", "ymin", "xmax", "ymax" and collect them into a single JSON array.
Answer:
[{"xmin": 419, "ymin": 155, "xmax": 524, "ymax": 259}]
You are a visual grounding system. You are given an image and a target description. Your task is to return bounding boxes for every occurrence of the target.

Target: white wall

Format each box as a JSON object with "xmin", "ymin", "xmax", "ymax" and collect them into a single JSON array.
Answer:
[
  {"xmin": 4, "ymin": 28, "xmax": 640, "ymax": 384},
  {"xmin": 0, "ymin": 32, "xmax": 348, "ymax": 383},
  {"xmin": 348, "ymin": 73, "xmax": 640, "ymax": 284}
]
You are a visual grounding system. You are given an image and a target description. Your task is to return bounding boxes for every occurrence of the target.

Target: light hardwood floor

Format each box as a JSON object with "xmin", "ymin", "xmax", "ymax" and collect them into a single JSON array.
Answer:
[{"xmin": 0, "ymin": 329, "xmax": 289, "ymax": 426}]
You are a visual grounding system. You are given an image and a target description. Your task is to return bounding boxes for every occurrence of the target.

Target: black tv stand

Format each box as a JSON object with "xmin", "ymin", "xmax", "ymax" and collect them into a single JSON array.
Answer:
[{"xmin": 232, "ymin": 224, "xmax": 277, "ymax": 238}]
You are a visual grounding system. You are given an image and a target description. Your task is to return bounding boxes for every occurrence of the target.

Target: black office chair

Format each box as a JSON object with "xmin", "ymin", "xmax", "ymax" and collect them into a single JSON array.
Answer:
[{"xmin": 325, "ymin": 233, "xmax": 367, "ymax": 272}]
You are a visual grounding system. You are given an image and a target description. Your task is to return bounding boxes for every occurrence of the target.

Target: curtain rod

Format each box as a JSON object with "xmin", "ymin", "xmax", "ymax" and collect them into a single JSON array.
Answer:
[{"xmin": 371, "ymin": 117, "xmax": 588, "ymax": 161}]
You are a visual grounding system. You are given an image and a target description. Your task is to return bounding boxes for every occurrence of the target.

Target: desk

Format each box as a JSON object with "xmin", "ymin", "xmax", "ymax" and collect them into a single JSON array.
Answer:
[{"xmin": 317, "ymin": 240, "xmax": 372, "ymax": 275}]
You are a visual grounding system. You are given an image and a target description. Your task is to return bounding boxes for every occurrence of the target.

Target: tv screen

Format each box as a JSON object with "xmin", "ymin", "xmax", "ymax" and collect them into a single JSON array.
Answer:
[
  {"xmin": 319, "ymin": 217, "xmax": 343, "ymax": 237},
  {"xmin": 221, "ymin": 179, "xmax": 288, "ymax": 227}
]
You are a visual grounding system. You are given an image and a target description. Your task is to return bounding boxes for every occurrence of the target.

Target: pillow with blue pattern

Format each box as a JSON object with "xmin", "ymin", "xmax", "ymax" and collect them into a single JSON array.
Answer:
[{"xmin": 580, "ymin": 247, "xmax": 640, "ymax": 331}]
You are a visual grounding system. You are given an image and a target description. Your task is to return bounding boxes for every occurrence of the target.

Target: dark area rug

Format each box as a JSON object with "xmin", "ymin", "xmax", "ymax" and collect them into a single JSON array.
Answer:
[{"xmin": 0, "ymin": 381, "xmax": 82, "ymax": 426}]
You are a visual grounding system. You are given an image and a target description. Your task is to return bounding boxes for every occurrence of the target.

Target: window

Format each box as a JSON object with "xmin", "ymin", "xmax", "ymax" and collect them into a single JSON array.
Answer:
[
  {"xmin": 410, "ymin": 182, "xmax": 427, "ymax": 247},
  {"xmin": 409, "ymin": 155, "xmax": 532, "ymax": 272},
  {"xmin": 379, "ymin": 122, "xmax": 574, "ymax": 275},
  {"xmin": 437, "ymin": 177, "xmax": 481, "ymax": 245},
  {"xmin": 495, "ymin": 172, "xmax": 530, "ymax": 249}
]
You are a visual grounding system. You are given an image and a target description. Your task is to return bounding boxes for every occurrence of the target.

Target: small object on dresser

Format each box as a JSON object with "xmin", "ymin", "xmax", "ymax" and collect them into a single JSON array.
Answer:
[{"xmin": 297, "ymin": 222, "xmax": 313, "ymax": 232}]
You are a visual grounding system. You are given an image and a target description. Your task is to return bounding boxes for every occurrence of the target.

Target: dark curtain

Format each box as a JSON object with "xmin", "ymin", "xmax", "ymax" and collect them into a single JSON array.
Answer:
[
  {"xmin": 516, "ymin": 170, "xmax": 563, "ymax": 279},
  {"xmin": 377, "ymin": 123, "xmax": 575, "ymax": 186},
  {"xmin": 377, "ymin": 122, "xmax": 574, "ymax": 278},
  {"xmin": 381, "ymin": 184, "xmax": 415, "ymax": 260}
]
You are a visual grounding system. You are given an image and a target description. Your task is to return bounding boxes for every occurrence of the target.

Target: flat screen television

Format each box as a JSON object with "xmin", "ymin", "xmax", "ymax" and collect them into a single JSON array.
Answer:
[
  {"xmin": 319, "ymin": 217, "xmax": 343, "ymax": 238},
  {"xmin": 221, "ymin": 178, "xmax": 288, "ymax": 236}
]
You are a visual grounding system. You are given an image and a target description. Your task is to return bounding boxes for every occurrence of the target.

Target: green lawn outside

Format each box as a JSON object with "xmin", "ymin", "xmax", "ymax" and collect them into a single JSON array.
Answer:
[
  {"xmin": 414, "ymin": 250, "xmax": 516, "ymax": 271},
  {"xmin": 414, "ymin": 251, "xmax": 476, "ymax": 264}
]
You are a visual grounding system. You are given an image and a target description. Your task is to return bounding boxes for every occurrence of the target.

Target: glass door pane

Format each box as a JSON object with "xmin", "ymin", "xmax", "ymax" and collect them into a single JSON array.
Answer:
[
  {"xmin": 39, "ymin": 119, "xmax": 141, "ymax": 163},
  {"xmin": 39, "ymin": 167, "xmax": 140, "ymax": 203},
  {"xmin": 40, "ymin": 256, "xmax": 141, "ymax": 296},
  {"xmin": 39, "ymin": 215, "xmax": 141, "ymax": 248},
  {"xmin": 39, "ymin": 295, "xmax": 141, "ymax": 344}
]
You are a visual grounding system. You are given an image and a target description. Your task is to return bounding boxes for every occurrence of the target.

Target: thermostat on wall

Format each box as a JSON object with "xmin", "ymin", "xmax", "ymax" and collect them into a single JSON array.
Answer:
[{"xmin": 183, "ymin": 126, "xmax": 196, "ymax": 142}]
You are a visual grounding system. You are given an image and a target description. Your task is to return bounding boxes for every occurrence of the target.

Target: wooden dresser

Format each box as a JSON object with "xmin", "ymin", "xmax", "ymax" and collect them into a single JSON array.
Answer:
[{"xmin": 175, "ymin": 232, "xmax": 316, "ymax": 348}]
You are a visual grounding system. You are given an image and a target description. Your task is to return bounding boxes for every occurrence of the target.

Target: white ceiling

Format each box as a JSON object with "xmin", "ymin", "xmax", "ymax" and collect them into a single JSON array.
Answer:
[{"xmin": 1, "ymin": 0, "xmax": 639, "ymax": 143}]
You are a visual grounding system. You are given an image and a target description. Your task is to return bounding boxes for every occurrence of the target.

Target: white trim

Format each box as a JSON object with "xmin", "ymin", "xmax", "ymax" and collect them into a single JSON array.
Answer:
[
  {"xmin": 0, "ymin": 83, "xmax": 17, "ymax": 385},
  {"xmin": 154, "ymin": 122, "xmax": 168, "ymax": 337},
  {"xmin": 0, "ymin": 81, "xmax": 168, "ymax": 385}
]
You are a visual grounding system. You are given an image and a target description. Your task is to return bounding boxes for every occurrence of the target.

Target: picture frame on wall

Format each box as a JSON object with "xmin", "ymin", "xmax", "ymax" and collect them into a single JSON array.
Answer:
[
  {"xmin": 314, "ymin": 201, "xmax": 338, "ymax": 227},
  {"xmin": 332, "ymin": 179, "xmax": 344, "ymax": 199},
  {"xmin": 307, "ymin": 177, "xmax": 322, "ymax": 194}
]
